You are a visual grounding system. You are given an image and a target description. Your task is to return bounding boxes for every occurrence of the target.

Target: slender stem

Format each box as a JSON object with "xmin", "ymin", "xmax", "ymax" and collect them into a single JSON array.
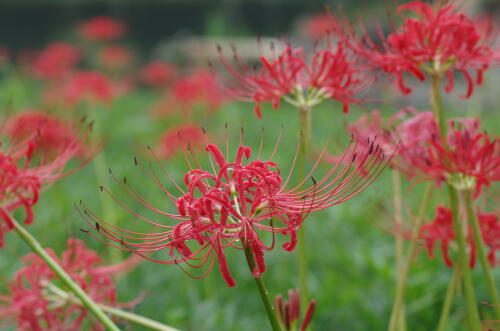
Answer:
[
  {"xmin": 297, "ymin": 105, "xmax": 312, "ymax": 306},
  {"xmin": 243, "ymin": 245, "xmax": 282, "ymax": 331},
  {"xmin": 464, "ymin": 191, "xmax": 500, "ymax": 320},
  {"xmin": 10, "ymin": 217, "xmax": 120, "ymax": 331},
  {"xmin": 437, "ymin": 266, "xmax": 459, "ymax": 331},
  {"xmin": 447, "ymin": 186, "xmax": 482, "ymax": 330},
  {"xmin": 388, "ymin": 182, "xmax": 433, "ymax": 331},
  {"xmin": 391, "ymin": 170, "xmax": 406, "ymax": 331},
  {"xmin": 47, "ymin": 282, "xmax": 179, "ymax": 331},
  {"xmin": 430, "ymin": 73, "xmax": 446, "ymax": 137}
]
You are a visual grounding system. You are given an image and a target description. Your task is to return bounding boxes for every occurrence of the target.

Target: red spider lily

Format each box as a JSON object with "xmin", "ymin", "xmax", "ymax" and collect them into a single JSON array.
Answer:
[
  {"xmin": 156, "ymin": 125, "xmax": 210, "ymax": 158},
  {"xmin": 328, "ymin": 108, "xmax": 437, "ymax": 178},
  {"xmin": 0, "ymin": 238, "xmax": 140, "ymax": 331},
  {"xmin": 140, "ymin": 61, "xmax": 177, "ymax": 87},
  {"xmin": 78, "ymin": 16, "xmax": 126, "ymax": 42},
  {"xmin": 32, "ymin": 42, "xmax": 81, "ymax": 82},
  {"xmin": 217, "ymin": 38, "xmax": 371, "ymax": 118},
  {"xmin": 4, "ymin": 110, "xmax": 86, "ymax": 159},
  {"xmin": 98, "ymin": 45, "xmax": 134, "ymax": 71},
  {"xmin": 170, "ymin": 68, "xmax": 226, "ymax": 114},
  {"xmin": 359, "ymin": 1, "xmax": 497, "ymax": 97},
  {"xmin": 78, "ymin": 133, "xmax": 390, "ymax": 287},
  {"xmin": 64, "ymin": 71, "xmax": 114, "ymax": 106},
  {"xmin": 419, "ymin": 206, "xmax": 499, "ymax": 268},
  {"xmin": 275, "ymin": 289, "xmax": 316, "ymax": 331},
  {"xmin": 419, "ymin": 118, "xmax": 499, "ymax": 197},
  {"xmin": 299, "ymin": 13, "xmax": 340, "ymax": 40},
  {"xmin": 0, "ymin": 116, "xmax": 92, "ymax": 246}
]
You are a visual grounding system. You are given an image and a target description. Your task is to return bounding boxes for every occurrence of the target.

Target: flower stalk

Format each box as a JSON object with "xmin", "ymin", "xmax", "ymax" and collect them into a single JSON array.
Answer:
[
  {"xmin": 447, "ymin": 185, "xmax": 481, "ymax": 330},
  {"xmin": 436, "ymin": 266, "xmax": 458, "ymax": 331},
  {"xmin": 46, "ymin": 282, "xmax": 179, "ymax": 331},
  {"xmin": 464, "ymin": 190, "xmax": 500, "ymax": 320},
  {"xmin": 243, "ymin": 244, "xmax": 282, "ymax": 331},
  {"xmin": 10, "ymin": 215, "xmax": 120, "ymax": 331}
]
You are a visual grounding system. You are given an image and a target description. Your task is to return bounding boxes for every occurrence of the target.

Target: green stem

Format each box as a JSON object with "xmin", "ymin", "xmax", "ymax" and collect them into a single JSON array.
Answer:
[
  {"xmin": 391, "ymin": 170, "xmax": 406, "ymax": 331},
  {"xmin": 437, "ymin": 266, "xmax": 459, "ymax": 331},
  {"xmin": 10, "ymin": 217, "xmax": 120, "ymax": 331},
  {"xmin": 464, "ymin": 191, "xmax": 500, "ymax": 320},
  {"xmin": 447, "ymin": 186, "xmax": 482, "ymax": 330},
  {"xmin": 47, "ymin": 282, "xmax": 179, "ymax": 331},
  {"xmin": 430, "ymin": 73, "xmax": 446, "ymax": 137},
  {"xmin": 243, "ymin": 245, "xmax": 282, "ymax": 331},
  {"xmin": 388, "ymin": 183, "xmax": 433, "ymax": 331},
  {"xmin": 297, "ymin": 105, "xmax": 312, "ymax": 306}
]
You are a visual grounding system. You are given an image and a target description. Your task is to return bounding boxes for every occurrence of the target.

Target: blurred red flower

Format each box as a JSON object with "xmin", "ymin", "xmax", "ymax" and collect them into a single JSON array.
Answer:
[
  {"xmin": 64, "ymin": 71, "xmax": 114, "ymax": 106},
  {"xmin": 299, "ymin": 13, "xmax": 340, "ymax": 40},
  {"xmin": 32, "ymin": 42, "xmax": 81, "ymax": 81},
  {"xmin": 156, "ymin": 124, "xmax": 209, "ymax": 158},
  {"xmin": 420, "ymin": 206, "xmax": 499, "ymax": 268},
  {"xmin": 98, "ymin": 45, "xmax": 134, "ymax": 71},
  {"xmin": 0, "ymin": 239, "xmax": 139, "ymax": 330},
  {"xmin": 79, "ymin": 16, "xmax": 126, "ymax": 42},
  {"xmin": 359, "ymin": 1, "xmax": 497, "ymax": 97},
  {"xmin": 140, "ymin": 61, "xmax": 177, "ymax": 87},
  {"xmin": 275, "ymin": 289, "xmax": 316, "ymax": 331},
  {"xmin": 79, "ymin": 137, "xmax": 388, "ymax": 287}
]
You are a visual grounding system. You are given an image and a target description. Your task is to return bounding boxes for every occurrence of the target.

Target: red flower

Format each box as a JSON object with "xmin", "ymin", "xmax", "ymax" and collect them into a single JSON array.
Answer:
[
  {"xmin": 140, "ymin": 61, "xmax": 177, "ymax": 87},
  {"xmin": 32, "ymin": 42, "xmax": 80, "ymax": 81},
  {"xmin": 170, "ymin": 68, "xmax": 226, "ymax": 114},
  {"xmin": 79, "ymin": 138, "xmax": 388, "ymax": 287},
  {"xmin": 419, "ymin": 206, "xmax": 499, "ymax": 267},
  {"xmin": 299, "ymin": 13, "xmax": 340, "ymax": 40},
  {"xmin": 79, "ymin": 16, "xmax": 126, "ymax": 42},
  {"xmin": 0, "ymin": 239, "xmax": 139, "ymax": 331},
  {"xmin": 157, "ymin": 125, "xmax": 209, "ymax": 158},
  {"xmin": 419, "ymin": 118, "xmax": 499, "ymax": 197},
  {"xmin": 275, "ymin": 289, "xmax": 316, "ymax": 331},
  {"xmin": 5, "ymin": 111, "xmax": 85, "ymax": 159},
  {"xmin": 98, "ymin": 45, "xmax": 134, "ymax": 70},
  {"xmin": 218, "ymin": 38, "xmax": 371, "ymax": 118},
  {"xmin": 360, "ymin": 1, "xmax": 497, "ymax": 97},
  {"xmin": 0, "ymin": 117, "xmax": 91, "ymax": 246},
  {"xmin": 64, "ymin": 71, "xmax": 114, "ymax": 106}
]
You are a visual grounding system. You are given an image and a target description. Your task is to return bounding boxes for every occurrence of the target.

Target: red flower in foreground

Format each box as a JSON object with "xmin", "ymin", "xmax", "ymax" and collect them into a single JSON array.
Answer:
[
  {"xmin": 98, "ymin": 45, "xmax": 134, "ymax": 71},
  {"xmin": 419, "ymin": 206, "xmax": 499, "ymax": 268},
  {"xmin": 64, "ymin": 71, "xmax": 114, "ymax": 106},
  {"xmin": 275, "ymin": 289, "xmax": 316, "ymax": 331},
  {"xmin": 0, "ymin": 239, "xmax": 139, "ymax": 331},
  {"xmin": 360, "ymin": 1, "xmax": 497, "ymax": 96},
  {"xmin": 0, "ymin": 117, "xmax": 91, "ymax": 246},
  {"xmin": 140, "ymin": 61, "xmax": 177, "ymax": 87},
  {"xmin": 32, "ymin": 42, "xmax": 80, "ymax": 81},
  {"xmin": 218, "ymin": 38, "xmax": 371, "ymax": 118},
  {"xmin": 79, "ymin": 16, "xmax": 126, "ymax": 42},
  {"xmin": 79, "ymin": 136, "xmax": 389, "ymax": 287},
  {"xmin": 419, "ymin": 119, "xmax": 499, "ymax": 197},
  {"xmin": 157, "ymin": 125, "xmax": 209, "ymax": 158}
]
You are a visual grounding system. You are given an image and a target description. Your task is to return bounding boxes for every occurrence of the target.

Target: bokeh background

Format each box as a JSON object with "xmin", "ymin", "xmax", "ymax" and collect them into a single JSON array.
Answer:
[{"xmin": 0, "ymin": 0, "xmax": 499, "ymax": 330}]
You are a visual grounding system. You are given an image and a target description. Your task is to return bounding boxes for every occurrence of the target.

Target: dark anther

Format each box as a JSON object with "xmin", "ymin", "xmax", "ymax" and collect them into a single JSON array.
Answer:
[
  {"xmin": 95, "ymin": 223, "xmax": 100, "ymax": 232},
  {"xmin": 123, "ymin": 176, "xmax": 127, "ymax": 184},
  {"xmin": 369, "ymin": 142, "xmax": 374, "ymax": 154},
  {"xmin": 201, "ymin": 127, "xmax": 206, "ymax": 134},
  {"xmin": 108, "ymin": 168, "xmax": 112, "ymax": 174},
  {"xmin": 134, "ymin": 157, "xmax": 138, "ymax": 166},
  {"xmin": 352, "ymin": 153, "xmax": 357, "ymax": 162},
  {"xmin": 80, "ymin": 228, "xmax": 89, "ymax": 234},
  {"xmin": 216, "ymin": 44, "xmax": 222, "ymax": 52},
  {"xmin": 99, "ymin": 185, "xmax": 104, "ymax": 192},
  {"xmin": 311, "ymin": 176, "xmax": 317, "ymax": 185}
]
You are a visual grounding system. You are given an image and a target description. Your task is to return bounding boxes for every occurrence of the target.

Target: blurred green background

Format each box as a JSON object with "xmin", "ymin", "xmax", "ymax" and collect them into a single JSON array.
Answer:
[{"xmin": 0, "ymin": 0, "xmax": 499, "ymax": 330}]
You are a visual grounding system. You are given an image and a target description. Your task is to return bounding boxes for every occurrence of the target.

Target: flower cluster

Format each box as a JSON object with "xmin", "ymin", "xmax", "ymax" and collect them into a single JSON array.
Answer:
[
  {"xmin": 140, "ymin": 61, "xmax": 177, "ymax": 87},
  {"xmin": 0, "ymin": 113, "xmax": 89, "ymax": 246},
  {"xmin": 79, "ymin": 16, "xmax": 126, "ymax": 42},
  {"xmin": 0, "ymin": 239, "xmax": 138, "ymax": 331},
  {"xmin": 419, "ymin": 206, "xmax": 499, "ymax": 268},
  {"xmin": 218, "ymin": 38, "xmax": 371, "ymax": 118},
  {"xmin": 32, "ymin": 42, "xmax": 81, "ymax": 82},
  {"xmin": 360, "ymin": 1, "xmax": 497, "ymax": 96},
  {"xmin": 79, "ymin": 138, "xmax": 388, "ymax": 287}
]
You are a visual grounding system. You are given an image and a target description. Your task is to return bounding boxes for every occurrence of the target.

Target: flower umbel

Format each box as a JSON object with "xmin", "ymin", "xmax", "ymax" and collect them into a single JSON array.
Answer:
[
  {"xmin": 0, "ymin": 239, "xmax": 138, "ymax": 331},
  {"xmin": 79, "ymin": 131, "xmax": 389, "ymax": 287}
]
